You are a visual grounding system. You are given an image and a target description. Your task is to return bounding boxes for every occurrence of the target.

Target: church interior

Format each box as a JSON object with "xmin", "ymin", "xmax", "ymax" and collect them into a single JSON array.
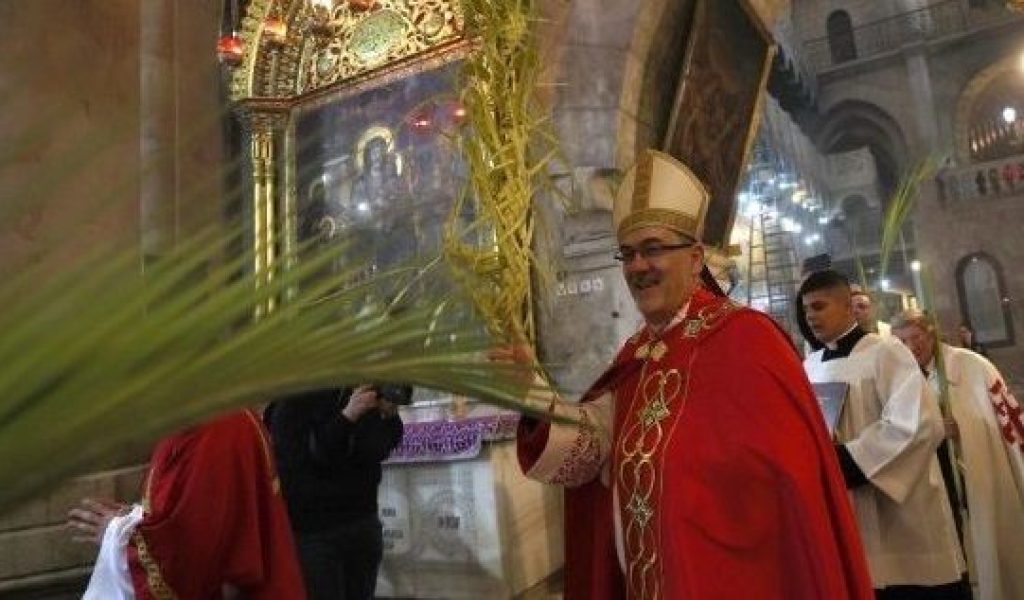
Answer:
[{"xmin": 2, "ymin": 0, "xmax": 1024, "ymax": 598}]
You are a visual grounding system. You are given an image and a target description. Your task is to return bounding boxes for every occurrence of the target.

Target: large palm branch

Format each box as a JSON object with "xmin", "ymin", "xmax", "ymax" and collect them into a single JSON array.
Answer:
[{"xmin": 0, "ymin": 225, "xmax": 534, "ymax": 512}]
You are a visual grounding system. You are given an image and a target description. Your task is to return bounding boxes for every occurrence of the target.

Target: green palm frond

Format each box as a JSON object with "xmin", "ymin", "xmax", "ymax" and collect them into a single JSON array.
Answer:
[
  {"xmin": 1, "ymin": 0, "xmax": 568, "ymax": 515},
  {"xmin": 876, "ymin": 154, "xmax": 964, "ymax": 513},
  {"xmin": 447, "ymin": 0, "xmax": 566, "ymax": 342},
  {"xmin": 915, "ymin": 266, "xmax": 965, "ymax": 513},
  {"xmin": 0, "ymin": 226, "xmax": 536, "ymax": 512},
  {"xmin": 878, "ymin": 155, "xmax": 939, "ymax": 279}
]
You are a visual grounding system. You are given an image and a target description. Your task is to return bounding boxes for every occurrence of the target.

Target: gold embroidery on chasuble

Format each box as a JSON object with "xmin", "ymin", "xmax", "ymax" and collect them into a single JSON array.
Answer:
[
  {"xmin": 136, "ymin": 462, "xmax": 178, "ymax": 599},
  {"xmin": 133, "ymin": 531, "xmax": 179, "ymax": 600},
  {"xmin": 551, "ymin": 408, "xmax": 603, "ymax": 486},
  {"xmin": 617, "ymin": 346, "xmax": 684, "ymax": 600},
  {"xmin": 616, "ymin": 300, "xmax": 740, "ymax": 599}
]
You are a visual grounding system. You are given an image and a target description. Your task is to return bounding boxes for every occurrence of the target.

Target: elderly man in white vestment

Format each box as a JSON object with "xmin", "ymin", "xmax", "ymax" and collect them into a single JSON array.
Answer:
[
  {"xmin": 797, "ymin": 270, "xmax": 969, "ymax": 600},
  {"xmin": 892, "ymin": 309, "xmax": 1024, "ymax": 600}
]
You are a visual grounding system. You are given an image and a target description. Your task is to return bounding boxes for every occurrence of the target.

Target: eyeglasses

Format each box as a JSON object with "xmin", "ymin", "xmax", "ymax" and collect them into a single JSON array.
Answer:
[{"xmin": 614, "ymin": 242, "xmax": 693, "ymax": 263}]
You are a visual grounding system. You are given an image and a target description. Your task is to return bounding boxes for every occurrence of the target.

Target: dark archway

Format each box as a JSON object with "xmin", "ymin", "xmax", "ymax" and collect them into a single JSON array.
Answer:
[{"xmin": 815, "ymin": 100, "xmax": 908, "ymax": 197}]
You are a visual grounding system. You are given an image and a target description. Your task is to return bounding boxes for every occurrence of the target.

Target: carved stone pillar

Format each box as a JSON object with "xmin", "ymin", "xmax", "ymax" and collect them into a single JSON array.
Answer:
[{"xmin": 139, "ymin": 0, "xmax": 177, "ymax": 261}]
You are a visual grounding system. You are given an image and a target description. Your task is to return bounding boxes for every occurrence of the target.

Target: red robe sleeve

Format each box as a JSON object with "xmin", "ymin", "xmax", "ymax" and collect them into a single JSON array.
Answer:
[
  {"xmin": 516, "ymin": 347, "xmax": 643, "ymax": 600},
  {"xmin": 128, "ymin": 410, "xmax": 305, "ymax": 600},
  {"xmin": 517, "ymin": 417, "xmax": 624, "ymax": 600}
]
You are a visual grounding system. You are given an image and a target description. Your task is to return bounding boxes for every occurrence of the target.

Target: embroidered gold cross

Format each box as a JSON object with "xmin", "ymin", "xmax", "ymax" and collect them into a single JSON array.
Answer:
[{"xmin": 626, "ymin": 493, "xmax": 654, "ymax": 528}]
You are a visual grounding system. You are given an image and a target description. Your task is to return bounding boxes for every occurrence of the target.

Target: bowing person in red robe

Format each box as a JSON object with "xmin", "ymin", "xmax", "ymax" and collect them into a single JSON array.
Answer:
[
  {"xmin": 514, "ymin": 150, "xmax": 873, "ymax": 600},
  {"xmin": 69, "ymin": 409, "xmax": 306, "ymax": 599}
]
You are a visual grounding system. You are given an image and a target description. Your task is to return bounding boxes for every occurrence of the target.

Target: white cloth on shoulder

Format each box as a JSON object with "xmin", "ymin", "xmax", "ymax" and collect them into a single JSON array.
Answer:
[{"xmin": 83, "ymin": 503, "xmax": 144, "ymax": 600}]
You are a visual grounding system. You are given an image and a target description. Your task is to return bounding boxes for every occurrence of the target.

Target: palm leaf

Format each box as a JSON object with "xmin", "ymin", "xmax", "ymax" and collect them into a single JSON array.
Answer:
[
  {"xmin": 876, "ymin": 154, "xmax": 965, "ymax": 520},
  {"xmin": 0, "ymin": 0, "xmax": 568, "ymax": 513},
  {"xmin": 0, "ymin": 226, "xmax": 540, "ymax": 512},
  {"xmin": 878, "ymin": 155, "xmax": 939, "ymax": 279},
  {"xmin": 448, "ymin": 0, "xmax": 566, "ymax": 343}
]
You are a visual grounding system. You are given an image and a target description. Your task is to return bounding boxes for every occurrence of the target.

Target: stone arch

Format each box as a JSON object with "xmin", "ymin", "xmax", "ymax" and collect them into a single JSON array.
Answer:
[
  {"xmin": 815, "ymin": 99, "xmax": 908, "ymax": 194},
  {"xmin": 955, "ymin": 251, "xmax": 1015, "ymax": 347},
  {"xmin": 953, "ymin": 53, "xmax": 1024, "ymax": 164},
  {"xmin": 614, "ymin": 0, "xmax": 693, "ymax": 169}
]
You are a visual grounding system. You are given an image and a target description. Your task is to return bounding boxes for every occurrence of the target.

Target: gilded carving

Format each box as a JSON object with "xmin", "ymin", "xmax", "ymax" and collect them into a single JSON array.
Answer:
[
  {"xmin": 299, "ymin": 0, "xmax": 464, "ymax": 94},
  {"xmin": 230, "ymin": 0, "xmax": 464, "ymax": 102}
]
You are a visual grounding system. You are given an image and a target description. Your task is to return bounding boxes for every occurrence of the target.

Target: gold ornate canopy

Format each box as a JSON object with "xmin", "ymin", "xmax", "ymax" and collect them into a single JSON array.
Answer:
[{"xmin": 230, "ymin": 0, "xmax": 465, "ymax": 102}]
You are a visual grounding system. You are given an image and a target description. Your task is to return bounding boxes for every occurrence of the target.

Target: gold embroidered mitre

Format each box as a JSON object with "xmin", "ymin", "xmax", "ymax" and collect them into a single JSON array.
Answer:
[{"xmin": 613, "ymin": 149, "xmax": 710, "ymax": 241}]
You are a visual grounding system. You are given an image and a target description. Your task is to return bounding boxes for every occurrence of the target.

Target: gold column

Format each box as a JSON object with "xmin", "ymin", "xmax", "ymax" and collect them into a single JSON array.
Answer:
[
  {"xmin": 251, "ymin": 126, "xmax": 277, "ymax": 316},
  {"xmin": 282, "ymin": 116, "xmax": 298, "ymax": 302}
]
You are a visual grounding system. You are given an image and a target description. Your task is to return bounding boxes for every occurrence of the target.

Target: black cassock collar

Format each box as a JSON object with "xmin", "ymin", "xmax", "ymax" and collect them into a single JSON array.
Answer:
[{"xmin": 822, "ymin": 325, "xmax": 866, "ymax": 362}]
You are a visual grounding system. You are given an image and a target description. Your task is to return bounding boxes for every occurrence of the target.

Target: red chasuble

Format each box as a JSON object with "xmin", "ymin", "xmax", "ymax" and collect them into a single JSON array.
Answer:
[
  {"xmin": 519, "ymin": 289, "xmax": 873, "ymax": 600},
  {"xmin": 128, "ymin": 409, "xmax": 306, "ymax": 599}
]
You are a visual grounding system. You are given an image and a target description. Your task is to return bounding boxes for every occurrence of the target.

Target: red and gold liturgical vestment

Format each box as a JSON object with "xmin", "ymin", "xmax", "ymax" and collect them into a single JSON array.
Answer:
[
  {"xmin": 518, "ymin": 289, "xmax": 873, "ymax": 600},
  {"xmin": 128, "ymin": 409, "xmax": 306, "ymax": 599}
]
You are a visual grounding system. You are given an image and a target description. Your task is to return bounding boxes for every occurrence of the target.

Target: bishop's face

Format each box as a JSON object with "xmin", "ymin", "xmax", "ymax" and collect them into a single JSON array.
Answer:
[
  {"xmin": 893, "ymin": 323, "xmax": 936, "ymax": 367},
  {"xmin": 801, "ymin": 287, "xmax": 855, "ymax": 345},
  {"xmin": 618, "ymin": 226, "xmax": 703, "ymax": 329}
]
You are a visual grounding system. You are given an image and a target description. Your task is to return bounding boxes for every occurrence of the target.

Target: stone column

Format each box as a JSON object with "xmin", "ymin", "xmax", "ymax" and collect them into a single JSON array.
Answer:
[
  {"xmin": 139, "ymin": 0, "xmax": 178, "ymax": 261},
  {"xmin": 903, "ymin": 46, "xmax": 941, "ymax": 153},
  {"xmin": 173, "ymin": 0, "xmax": 228, "ymax": 239}
]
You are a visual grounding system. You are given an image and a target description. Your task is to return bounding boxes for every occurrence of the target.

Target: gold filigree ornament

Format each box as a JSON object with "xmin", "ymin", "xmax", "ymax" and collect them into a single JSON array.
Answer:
[
  {"xmin": 683, "ymin": 300, "xmax": 740, "ymax": 338},
  {"xmin": 230, "ymin": 0, "xmax": 465, "ymax": 100},
  {"xmin": 297, "ymin": 0, "xmax": 464, "ymax": 94},
  {"xmin": 626, "ymin": 493, "xmax": 655, "ymax": 529},
  {"xmin": 639, "ymin": 397, "xmax": 670, "ymax": 428},
  {"xmin": 637, "ymin": 369, "xmax": 682, "ymax": 428},
  {"xmin": 683, "ymin": 316, "xmax": 706, "ymax": 338}
]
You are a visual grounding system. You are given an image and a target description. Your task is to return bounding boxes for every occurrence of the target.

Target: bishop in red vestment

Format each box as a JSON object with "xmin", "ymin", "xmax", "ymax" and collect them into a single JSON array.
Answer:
[
  {"xmin": 516, "ymin": 150, "xmax": 872, "ymax": 600},
  {"xmin": 73, "ymin": 409, "xmax": 306, "ymax": 599}
]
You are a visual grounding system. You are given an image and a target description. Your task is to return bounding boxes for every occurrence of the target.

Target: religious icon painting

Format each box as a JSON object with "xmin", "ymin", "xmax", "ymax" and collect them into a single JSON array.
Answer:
[
  {"xmin": 662, "ymin": 0, "xmax": 776, "ymax": 250},
  {"xmin": 293, "ymin": 55, "xmax": 474, "ymax": 282}
]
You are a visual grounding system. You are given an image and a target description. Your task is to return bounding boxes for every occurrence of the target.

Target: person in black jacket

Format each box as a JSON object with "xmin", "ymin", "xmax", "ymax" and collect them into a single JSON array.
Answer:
[{"xmin": 266, "ymin": 385, "xmax": 407, "ymax": 600}]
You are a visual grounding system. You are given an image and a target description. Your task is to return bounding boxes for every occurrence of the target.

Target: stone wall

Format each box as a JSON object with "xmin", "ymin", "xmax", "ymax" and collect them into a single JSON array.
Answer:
[
  {"xmin": 0, "ymin": 0, "xmax": 141, "ymax": 278},
  {"xmin": 0, "ymin": 1, "xmax": 141, "ymax": 593},
  {"xmin": 0, "ymin": 1, "xmax": 229, "ymax": 594},
  {"xmin": 0, "ymin": 468, "xmax": 146, "ymax": 598},
  {"xmin": 791, "ymin": 0, "xmax": 920, "ymax": 41},
  {"xmin": 790, "ymin": 0, "xmax": 1024, "ymax": 386}
]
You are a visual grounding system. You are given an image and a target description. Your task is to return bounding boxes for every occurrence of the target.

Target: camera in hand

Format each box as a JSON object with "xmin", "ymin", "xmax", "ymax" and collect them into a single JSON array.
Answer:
[{"xmin": 372, "ymin": 384, "xmax": 414, "ymax": 406}]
